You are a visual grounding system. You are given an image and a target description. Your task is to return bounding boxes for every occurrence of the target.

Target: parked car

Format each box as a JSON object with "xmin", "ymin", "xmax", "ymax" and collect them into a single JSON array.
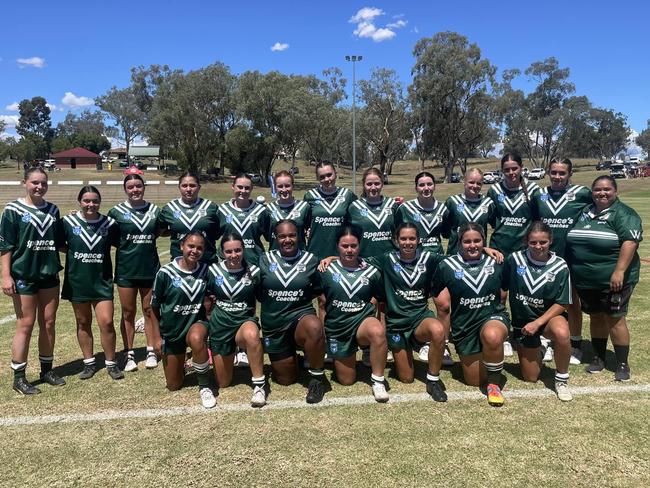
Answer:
[
  {"xmin": 610, "ymin": 163, "xmax": 626, "ymax": 179},
  {"xmin": 528, "ymin": 167, "xmax": 546, "ymax": 180},
  {"xmin": 449, "ymin": 172, "xmax": 462, "ymax": 183},
  {"xmin": 596, "ymin": 160, "xmax": 612, "ymax": 171}
]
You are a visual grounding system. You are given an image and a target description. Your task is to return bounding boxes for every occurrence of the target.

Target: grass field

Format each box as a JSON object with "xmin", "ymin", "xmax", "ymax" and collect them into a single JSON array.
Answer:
[{"xmin": 0, "ymin": 158, "xmax": 649, "ymax": 487}]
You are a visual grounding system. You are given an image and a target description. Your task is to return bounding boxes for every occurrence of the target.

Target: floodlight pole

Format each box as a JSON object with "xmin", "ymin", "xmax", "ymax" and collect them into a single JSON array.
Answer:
[{"xmin": 345, "ymin": 55, "xmax": 362, "ymax": 194}]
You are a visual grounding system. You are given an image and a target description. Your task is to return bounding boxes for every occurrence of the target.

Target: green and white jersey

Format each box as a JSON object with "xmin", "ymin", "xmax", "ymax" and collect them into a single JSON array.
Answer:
[
  {"xmin": 0, "ymin": 199, "xmax": 63, "ymax": 281},
  {"xmin": 394, "ymin": 198, "xmax": 448, "ymax": 254},
  {"xmin": 531, "ymin": 184, "xmax": 592, "ymax": 256},
  {"xmin": 367, "ymin": 250, "xmax": 440, "ymax": 332},
  {"xmin": 266, "ymin": 199, "xmax": 311, "ymax": 251},
  {"xmin": 258, "ymin": 250, "xmax": 320, "ymax": 332},
  {"xmin": 108, "ymin": 201, "xmax": 161, "ymax": 281},
  {"xmin": 217, "ymin": 200, "xmax": 269, "ymax": 264},
  {"xmin": 432, "ymin": 254, "xmax": 506, "ymax": 344},
  {"xmin": 320, "ymin": 259, "xmax": 383, "ymax": 338},
  {"xmin": 443, "ymin": 194, "xmax": 494, "ymax": 255},
  {"xmin": 151, "ymin": 259, "xmax": 209, "ymax": 343},
  {"xmin": 503, "ymin": 250, "xmax": 571, "ymax": 328},
  {"xmin": 61, "ymin": 213, "xmax": 117, "ymax": 301},
  {"xmin": 346, "ymin": 196, "xmax": 399, "ymax": 257},
  {"xmin": 158, "ymin": 198, "xmax": 219, "ymax": 263},
  {"xmin": 566, "ymin": 199, "xmax": 643, "ymax": 289},
  {"xmin": 206, "ymin": 262, "xmax": 260, "ymax": 328},
  {"xmin": 304, "ymin": 187, "xmax": 356, "ymax": 259},
  {"xmin": 487, "ymin": 180, "xmax": 540, "ymax": 255}
]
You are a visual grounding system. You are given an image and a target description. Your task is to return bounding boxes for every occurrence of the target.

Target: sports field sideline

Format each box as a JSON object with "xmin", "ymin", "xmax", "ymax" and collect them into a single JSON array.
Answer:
[{"xmin": 0, "ymin": 160, "xmax": 649, "ymax": 487}]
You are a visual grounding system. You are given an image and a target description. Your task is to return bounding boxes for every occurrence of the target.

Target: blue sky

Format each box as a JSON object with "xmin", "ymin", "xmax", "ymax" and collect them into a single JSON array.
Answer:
[{"xmin": 1, "ymin": 0, "xmax": 649, "ymax": 141}]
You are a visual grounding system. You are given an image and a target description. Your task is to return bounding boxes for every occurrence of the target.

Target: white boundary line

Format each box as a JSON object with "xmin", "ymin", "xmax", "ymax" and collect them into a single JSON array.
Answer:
[{"xmin": 1, "ymin": 383, "xmax": 648, "ymax": 427}]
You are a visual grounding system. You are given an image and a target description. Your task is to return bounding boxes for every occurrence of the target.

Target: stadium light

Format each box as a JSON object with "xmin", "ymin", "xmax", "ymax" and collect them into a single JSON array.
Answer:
[{"xmin": 345, "ymin": 55, "xmax": 362, "ymax": 193}]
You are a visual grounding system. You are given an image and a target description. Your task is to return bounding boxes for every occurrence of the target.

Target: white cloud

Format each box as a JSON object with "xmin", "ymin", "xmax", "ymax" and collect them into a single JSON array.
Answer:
[
  {"xmin": 270, "ymin": 42, "xmax": 289, "ymax": 52},
  {"xmin": 61, "ymin": 92, "xmax": 93, "ymax": 108},
  {"xmin": 349, "ymin": 7, "xmax": 383, "ymax": 23},
  {"xmin": 349, "ymin": 7, "xmax": 406, "ymax": 42},
  {"xmin": 17, "ymin": 56, "xmax": 45, "ymax": 68},
  {"xmin": 5, "ymin": 102, "xmax": 19, "ymax": 111},
  {"xmin": 0, "ymin": 115, "xmax": 20, "ymax": 128}
]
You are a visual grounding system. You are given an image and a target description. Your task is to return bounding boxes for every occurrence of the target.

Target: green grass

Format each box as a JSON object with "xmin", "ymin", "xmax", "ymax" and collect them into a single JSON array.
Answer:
[{"xmin": 0, "ymin": 158, "xmax": 649, "ymax": 486}]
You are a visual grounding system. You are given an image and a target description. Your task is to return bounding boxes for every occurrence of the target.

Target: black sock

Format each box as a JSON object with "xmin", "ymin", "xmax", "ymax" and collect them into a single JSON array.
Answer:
[
  {"xmin": 39, "ymin": 355, "xmax": 53, "ymax": 374},
  {"xmin": 613, "ymin": 345, "xmax": 630, "ymax": 364},
  {"xmin": 591, "ymin": 338, "xmax": 608, "ymax": 361}
]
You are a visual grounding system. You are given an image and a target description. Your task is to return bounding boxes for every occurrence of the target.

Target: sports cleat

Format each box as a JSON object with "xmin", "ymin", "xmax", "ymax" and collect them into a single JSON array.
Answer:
[
  {"xmin": 250, "ymin": 385, "xmax": 267, "ymax": 408},
  {"xmin": 124, "ymin": 358, "xmax": 138, "ymax": 372},
  {"xmin": 486, "ymin": 383, "xmax": 505, "ymax": 407},
  {"xmin": 418, "ymin": 344, "xmax": 430, "ymax": 362},
  {"xmin": 569, "ymin": 347, "xmax": 583, "ymax": 365},
  {"xmin": 503, "ymin": 341, "xmax": 513, "ymax": 357},
  {"xmin": 542, "ymin": 345, "xmax": 554, "ymax": 362},
  {"xmin": 555, "ymin": 381, "xmax": 573, "ymax": 402},
  {"xmin": 234, "ymin": 350, "xmax": 249, "ymax": 368},
  {"xmin": 586, "ymin": 356, "xmax": 605, "ymax": 374},
  {"xmin": 40, "ymin": 370, "xmax": 66, "ymax": 386},
  {"xmin": 614, "ymin": 363, "xmax": 631, "ymax": 382},
  {"xmin": 79, "ymin": 364, "xmax": 96, "ymax": 380},
  {"xmin": 361, "ymin": 348, "xmax": 371, "ymax": 367},
  {"xmin": 106, "ymin": 364, "xmax": 125, "ymax": 380},
  {"xmin": 426, "ymin": 380, "xmax": 448, "ymax": 403},
  {"xmin": 145, "ymin": 353, "xmax": 158, "ymax": 369},
  {"xmin": 371, "ymin": 381, "xmax": 389, "ymax": 403},
  {"xmin": 200, "ymin": 387, "xmax": 217, "ymax": 409},
  {"xmin": 442, "ymin": 346, "xmax": 454, "ymax": 366},
  {"xmin": 13, "ymin": 377, "xmax": 41, "ymax": 395},
  {"xmin": 306, "ymin": 379, "xmax": 325, "ymax": 404}
]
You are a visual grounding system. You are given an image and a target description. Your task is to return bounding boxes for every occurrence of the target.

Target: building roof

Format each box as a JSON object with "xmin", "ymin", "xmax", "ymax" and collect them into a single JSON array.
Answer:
[
  {"xmin": 128, "ymin": 146, "xmax": 160, "ymax": 157},
  {"xmin": 52, "ymin": 147, "xmax": 101, "ymax": 158}
]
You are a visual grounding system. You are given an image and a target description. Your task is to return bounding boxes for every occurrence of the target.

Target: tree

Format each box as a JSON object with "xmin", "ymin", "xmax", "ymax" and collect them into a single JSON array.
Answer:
[
  {"xmin": 636, "ymin": 120, "xmax": 650, "ymax": 158},
  {"xmin": 16, "ymin": 96, "xmax": 53, "ymax": 158},
  {"xmin": 357, "ymin": 68, "xmax": 410, "ymax": 174},
  {"xmin": 95, "ymin": 87, "xmax": 145, "ymax": 156},
  {"xmin": 410, "ymin": 32, "xmax": 497, "ymax": 180}
]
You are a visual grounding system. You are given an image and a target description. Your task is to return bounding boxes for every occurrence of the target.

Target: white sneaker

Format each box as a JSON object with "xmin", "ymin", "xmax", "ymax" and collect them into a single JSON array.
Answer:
[
  {"xmin": 372, "ymin": 382, "xmax": 389, "ymax": 403},
  {"xmin": 361, "ymin": 348, "xmax": 371, "ymax": 367},
  {"xmin": 250, "ymin": 385, "xmax": 267, "ymax": 408},
  {"xmin": 124, "ymin": 358, "xmax": 138, "ymax": 372},
  {"xmin": 234, "ymin": 350, "xmax": 249, "ymax": 368},
  {"xmin": 503, "ymin": 341, "xmax": 513, "ymax": 357},
  {"xmin": 442, "ymin": 346, "xmax": 454, "ymax": 366},
  {"xmin": 543, "ymin": 345, "xmax": 554, "ymax": 362},
  {"xmin": 199, "ymin": 387, "xmax": 217, "ymax": 409},
  {"xmin": 386, "ymin": 350, "xmax": 394, "ymax": 363},
  {"xmin": 555, "ymin": 381, "xmax": 573, "ymax": 402},
  {"xmin": 145, "ymin": 353, "xmax": 158, "ymax": 369},
  {"xmin": 569, "ymin": 347, "xmax": 582, "ymax": 365},
  {"xmin": 134, "ymin": 316, "xmax": 145, "ymax": 333},
  {"xmin": 418, "ymin": 344, "xmax": 430, "ymax": 361}
]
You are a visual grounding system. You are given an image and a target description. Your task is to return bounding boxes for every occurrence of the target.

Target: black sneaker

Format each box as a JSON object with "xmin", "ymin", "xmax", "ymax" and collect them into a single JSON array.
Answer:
[
  {"xmin": 427, "ymin": 380, "xmax": 448, "ymax": 402},
  {"xmin": 106, "ymin": 364, "xmax": 125, "ymax": 380},
  {"xmin": 585, "ymin": 356, "xmax": 605, "ymax": 374},
  {"xmin": 13, "ymin": 377, "xmax": 41, "ymax": 395},
  {"xmin": 615, "ymin": 363, "xmax": 631, "ymax": 382},
  {"xmin": 306, "ymin": 379, "xmax": 325, "ymax": 404},
  {"xmin": 40, "ymin": 370, "xmax": 66, "ymax": 386},
  {"xmin": 79, "ymin": 364, "xmax": 96, "ymax": 380}
]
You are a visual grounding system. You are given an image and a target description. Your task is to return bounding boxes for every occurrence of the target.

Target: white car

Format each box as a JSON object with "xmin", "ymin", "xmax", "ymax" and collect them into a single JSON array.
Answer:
[{"xmin": 528, "ymin": 168, "xmax": 545, "ymax": 180}]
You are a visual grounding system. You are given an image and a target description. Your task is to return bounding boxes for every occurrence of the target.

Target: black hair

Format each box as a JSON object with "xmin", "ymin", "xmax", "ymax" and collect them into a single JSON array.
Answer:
[
  {"xmin": 393, "ymin": 222, "xmax": 419, "ymax": 241},
  {"xmin": 77, "ymin": 185, "xmax": 101, "ymax": 202},
  {"xmin": 458, "ymin": 222, "xmax": 486, "ymax": 245},
  {"xmin": 123, "ymin": 173, "xmax": 145, "ymax": 189},
  {"xmin": 524, "ymin": 221, "xmax": 553, "ymax": 244},
  {"xmin": 178, "ymin": 172, "xmax": 200, "ymax": 185},
  {"xmin": 592, "ymin": 175, "xmax": 617, "ymax": 191}
]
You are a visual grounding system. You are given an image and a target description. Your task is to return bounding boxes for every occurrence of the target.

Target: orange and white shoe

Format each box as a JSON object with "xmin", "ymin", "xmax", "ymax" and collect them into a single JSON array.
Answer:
[{"xmin": 486, "ymin": 383, "xmax": 504, "ymax": 407}]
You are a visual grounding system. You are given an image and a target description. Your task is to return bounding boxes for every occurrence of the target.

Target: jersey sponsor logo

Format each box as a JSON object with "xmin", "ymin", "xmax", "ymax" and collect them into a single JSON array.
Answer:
[
  {"xmin": 402, "ymin": 200, "xmax": 445, "ymax": 236},
  {"xmin": 267, "ymin": 250, "xmax": 313, "ymax": 288},
  {"xmin": 389, "ymin": 251, "xmax": 430, "ymax": 288},
  {"xmin": 445, "ymin": 256, "xmax": 495, "ymax": 294},
  {"xmin": 450, "ymin": 195, "xmax": 492, "ymax": 222},
  {"xmin": 209, "ymin": 263, "xmax": 259, "ymax": 300},
  {"xmin": 219, "ymin": 201, "xmax": 265, "ymax": 237},
  {"xmin": 65, "ymin": 215, "xmax": 114, "ymax": 251},
  {"xmin": 307, "ymin": 188, "xmax": 350, "ymax": 216},
  {"xmin": 169, "ymin": 199, "xmax": 212, "ymax": 231},
  {"xmin": 327, "ymin": 262, "xmax": 378, "ymax": 299},
  {"xmin": 161, "ymin": 261, "xmax": 208, "ymax": 301},
  {"xmin": 6, "ymin": 201, "xmax": 58, "ymax": 238},
  {"xmin": 512, "ymin": 251, "xmax": 567, "ymax": 295}
]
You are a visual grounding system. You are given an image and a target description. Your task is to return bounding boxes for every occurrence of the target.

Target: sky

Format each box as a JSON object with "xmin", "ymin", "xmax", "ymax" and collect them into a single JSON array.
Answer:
[{"xmin": 1, "ymin": 0, "xmax": 649, "ymax": 146}]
